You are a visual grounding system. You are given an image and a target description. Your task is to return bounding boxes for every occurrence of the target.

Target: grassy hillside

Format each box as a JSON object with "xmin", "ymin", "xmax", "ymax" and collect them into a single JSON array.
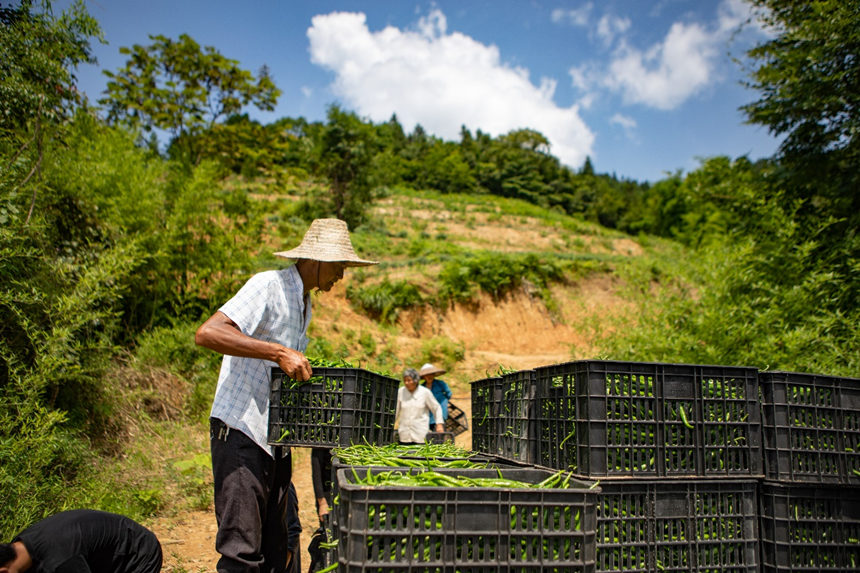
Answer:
[{"xmin": 270, "ymin": 186, "xmax": 690, "ymax": 394}]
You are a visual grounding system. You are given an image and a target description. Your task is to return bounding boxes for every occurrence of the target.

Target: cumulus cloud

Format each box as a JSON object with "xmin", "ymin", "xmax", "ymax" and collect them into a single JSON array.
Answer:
[
  {"xmin": 717, "ymin": 0, "xmax": 752, "ymax": 34},
  {"xmin": 307, "ymin": 9, "xmax": 595, "ymax": 168},
  {"xmin": 571, "ymin": 0, "xmax": 758, "ymax": 111},
  {"xmin": 604, "ymin": 21, "xmax": 715, "ymax": 110}
]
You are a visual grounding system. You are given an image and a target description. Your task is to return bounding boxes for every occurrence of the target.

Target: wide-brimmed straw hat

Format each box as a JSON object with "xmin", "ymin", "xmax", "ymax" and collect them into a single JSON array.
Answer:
[
  {"xmin": 419, "ymin": 363, "xmax": 446, "ymax": 378},
  {"xmin": 274, "ymin": 218, "xmax": 377, "ymax": 267}
]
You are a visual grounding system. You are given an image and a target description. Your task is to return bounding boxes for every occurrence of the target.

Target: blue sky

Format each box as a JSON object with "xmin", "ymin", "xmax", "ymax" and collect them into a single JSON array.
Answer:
[{"xmin": 64, "ymin": 0, "xmax": 780, "ymax": 183}]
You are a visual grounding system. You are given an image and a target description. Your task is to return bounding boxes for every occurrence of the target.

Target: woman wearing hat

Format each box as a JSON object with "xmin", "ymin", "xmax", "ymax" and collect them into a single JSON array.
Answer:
[
  {"xmin": 418, "ymin": 363, "xmax": 452, "ymax": 429},
  {"xmin": 195, "ymin": 218, "xmax": 376, "ymax": 573}
]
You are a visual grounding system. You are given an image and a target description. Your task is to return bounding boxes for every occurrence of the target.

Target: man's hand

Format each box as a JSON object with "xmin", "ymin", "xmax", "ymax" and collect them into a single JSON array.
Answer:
[
  {"xmin": 435, "ymin": 423, "xmax": 444, "ymax": 432},
  {"xmin": 275, "ymin": 346, "xmax": 312, "ymax": 382},
  {"xmin": 195, "ymin": 311, "xmax": 312, "ymax": 380},
  {"xmin": 318, "ymin": 497, "xmax": 329, "ymax": 523}
]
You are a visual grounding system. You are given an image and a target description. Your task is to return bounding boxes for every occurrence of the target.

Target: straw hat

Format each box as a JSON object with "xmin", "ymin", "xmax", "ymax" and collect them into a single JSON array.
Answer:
[
  {"xmin": 274, "ymin": 218, "xmax": 377, "ymax": 267},
  {"xmin": 419, "ymin": 363, "xmax": 446, "ymax": 378}
]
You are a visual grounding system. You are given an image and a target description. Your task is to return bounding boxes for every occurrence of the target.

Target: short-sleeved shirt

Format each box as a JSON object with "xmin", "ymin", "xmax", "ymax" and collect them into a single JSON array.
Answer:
[
  {"xmin": 424, "ymin": 379, "xmax": 452, "ymax": 406},
  {"xmin": 395, "ymin": 385, "xmax": 443, "ymax": 443},
  {"xmin": 210, "ymin": 266, "xmax": 310, "ymax": 456},
  {"xmin": 14, "ymin": 509, "xmax": 162, "ymax": 573}
]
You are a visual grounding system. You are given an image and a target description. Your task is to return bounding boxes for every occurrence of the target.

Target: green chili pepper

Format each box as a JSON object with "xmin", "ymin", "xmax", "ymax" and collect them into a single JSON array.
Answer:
[
  {"xmin": 679, "ymin": 405, "xmax": 694, "ymax": 429},
  {"xmin": 558, "ymin": 428, "xmax": 576, "ymax": 449}
]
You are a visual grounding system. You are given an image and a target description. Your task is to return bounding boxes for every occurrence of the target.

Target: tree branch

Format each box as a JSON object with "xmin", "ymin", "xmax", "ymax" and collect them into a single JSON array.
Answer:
[{"xmin": 23, "ymin": 111, "xmax": 44, "ymax": 226}]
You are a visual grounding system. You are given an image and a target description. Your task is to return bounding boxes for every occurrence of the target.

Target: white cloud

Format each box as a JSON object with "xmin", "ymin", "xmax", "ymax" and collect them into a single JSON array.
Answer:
[
  {"xmin": 300, "ymin": 86, "xmax": 312, "ymax": 98},
  {"xmin": 604, "ymin": 21, "xmax": 715, "ymax": 110},
  {"xmin": 609, "ymin": 112, "xmax": 638, "ymax": 142},
  {"xmin": 568, "ymin": 64, "xmax": 598, "ymax": 108},
  {"xmin": 307, "ymin": 9, "xmax": 595, "ymax": 168},
  {"xmin": 570, "ymin": 0, "xmax": 760, "ymax": 111},
  {"xmin": 717, "ymin": 0, "xmax": 751, "ymax": 34},
  {"xmin": 719, "ymin": 0, "xmax": 774, "ymax": 38},
  {"xmin": 551, "ymin": 4, "xmax": 592, "ymax": 27},
  {"xmin": 596, "ymin": 14, "xmax": 631, "ymax": 47},
  {"xmin": 609, "ymin": 113, "xmax": 636, "ymax": 131}
]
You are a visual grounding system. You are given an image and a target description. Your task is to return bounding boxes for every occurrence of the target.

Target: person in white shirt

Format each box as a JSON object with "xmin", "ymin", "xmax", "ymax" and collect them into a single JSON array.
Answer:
[
  {"xmin": 195, "ymin": 219, "xmax": 377, "ymax": 573},
  {"xmin": 395, "ymin": 368, "xmax": 444, "ymax": 444}
]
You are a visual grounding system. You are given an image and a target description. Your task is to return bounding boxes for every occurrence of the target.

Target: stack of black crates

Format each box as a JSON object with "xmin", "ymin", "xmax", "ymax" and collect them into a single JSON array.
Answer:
[
  {"xmin": 268, "ymin": 366, "xmax": 402, "ymax": 572},
  {"xmin": 268, "ymin": 366, "xmax": 602, "ymax": 572},
  {"xmin": 758, "ymin": 371, "xmax": 860, "ymax": 572},
  {"xmin": 473, "ymin": 360, "xmax": 765, "ymax": 573}
]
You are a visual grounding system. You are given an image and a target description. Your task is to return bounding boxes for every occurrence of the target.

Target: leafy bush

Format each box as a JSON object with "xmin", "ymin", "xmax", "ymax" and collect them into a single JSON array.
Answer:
[
  {"xmin": 133, "ymin": 321, "xmax": 221, "ymax": 418},
  {"xmin": 0, "ymin": 386, "xmax": 90, "ymax": 539},
  {"xmin": 604, "ymin": 221, "xmax": 860, "ymax": 377},
  {"xmin": 346, "ymin": 278, "xmax": 424, "ymax": 324},
  {"xmin": 414, "ymin": 336, "xmax": 465, "ymax": 372},
  {"xmin": 437, "ymin": 251, "xmax": 567, "ymax": 305},
  {"xmin": 305, "ymin": 337, "xmax": 338, "ymax": 363}
]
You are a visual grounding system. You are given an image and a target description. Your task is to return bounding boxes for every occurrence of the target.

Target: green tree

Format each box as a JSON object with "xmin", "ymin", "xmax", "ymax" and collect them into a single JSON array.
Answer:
[
  {"xmin": 101, "ymin": 33, "xmax": 280, "ymax": 164},
  {"xmin": 1, "ymin": 0, "xmax": 101, "ymax": 226},
  {"xmin": 193, "ymin": 114, "xmax": 302, "ymax": 177},
  {"xmin": 743, "ymin": 0, "xmax": 859, "ymax": 161},
  {"xmin": 311, "ymin": 105, "xmax": 377, "ymax": 227},
  {"xmin": 0, "ymin": 1, "xmax": 136, "ymax": 531},
  {"xmin": 741, "ymin": 0, "xmax": 860, "ymax": 234},
  {"xmin": 0, "ymin": 0, "xmax": 101, "ymax": 131},
  {"xmin": 741, "ymin": 0, "xmax": 859, "ymax": 338}
]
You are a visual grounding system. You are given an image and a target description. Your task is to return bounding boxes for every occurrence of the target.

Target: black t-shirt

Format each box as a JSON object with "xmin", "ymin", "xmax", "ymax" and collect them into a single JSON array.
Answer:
[{"xmin": 14, "ymin": 509, "xmax": 162, "ymax": 573}]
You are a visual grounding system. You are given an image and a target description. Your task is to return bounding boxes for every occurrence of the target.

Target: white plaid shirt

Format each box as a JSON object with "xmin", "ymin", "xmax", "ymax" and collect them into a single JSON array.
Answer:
[{"xmin": 210, "ymin": 266, "xmax": 310, "ymax": 456}]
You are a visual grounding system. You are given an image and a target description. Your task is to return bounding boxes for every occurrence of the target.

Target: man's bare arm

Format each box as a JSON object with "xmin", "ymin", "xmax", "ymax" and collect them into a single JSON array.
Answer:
[{"xmin": 195, "ymin": 311, "xmax": 312, "ymax": 381}]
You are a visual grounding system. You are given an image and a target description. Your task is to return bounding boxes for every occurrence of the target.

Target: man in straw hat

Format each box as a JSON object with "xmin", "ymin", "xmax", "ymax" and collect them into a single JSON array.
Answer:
[{"xmin": 195, "ymin": 218, "xmax": 376, "ymax": 573}]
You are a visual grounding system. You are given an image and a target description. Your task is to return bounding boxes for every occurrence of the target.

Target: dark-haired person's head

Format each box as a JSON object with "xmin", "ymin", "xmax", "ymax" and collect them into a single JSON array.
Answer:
[{"xmin": 0, "ymin": 542, "xmax": 18, "ymax": 569}]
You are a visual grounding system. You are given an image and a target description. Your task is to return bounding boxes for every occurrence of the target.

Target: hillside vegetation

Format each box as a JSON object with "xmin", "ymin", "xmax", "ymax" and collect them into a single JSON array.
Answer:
[{"xmin": 1, "ymin": 0, "xmax": 857, "ymax": 543}]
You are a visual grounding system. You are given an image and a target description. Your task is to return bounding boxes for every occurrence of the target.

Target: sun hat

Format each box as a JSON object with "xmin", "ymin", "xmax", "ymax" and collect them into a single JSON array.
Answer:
[
  {"xmin": 274, "ymin": 218, "xmax": 377, "ymax": 267},
  {"xmin": 419, "ymin": 363, "xmax": 446, "ymax": 377}
]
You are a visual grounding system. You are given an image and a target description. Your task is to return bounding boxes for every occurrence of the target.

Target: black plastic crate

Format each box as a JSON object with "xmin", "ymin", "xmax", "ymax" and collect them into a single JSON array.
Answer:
[
  {"xmin": 760, "ymin": 370, "xmax": 860, "ymax": 484},
  {"xmin": 334, "ymin": 466, "xmax": 599, "ymax": 572},
  {"xmin": 268, "ymin": 367, "xmax": 399, "ymax": 447},
  {"xmin": 534, "ymin": 360, "xmax": 762, "ymax": 477},
  {"xmin": 469, "ymin": 372, "xmax": 537, "ymax": 464},
  {"xmin": 497, "ymin": 369, "xmax": 538, "ymax": 463},
  {"xmin": 759, "ymin": 481, "xmax": 860, "ymax": 572},
  {"xmin": 425, "ymin": 431, "xmax": 454, "ymax": 444},
  {"xmin": 469, "ymin": 375, "xmax": 502, "ymax": 455},
  {"xmin": 444, "ymin": 401, "xmax": 469, "ymax": 436},
  {"xmin": 597, "ymin": 479, "xmax": 759, "ymax": 573}
]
